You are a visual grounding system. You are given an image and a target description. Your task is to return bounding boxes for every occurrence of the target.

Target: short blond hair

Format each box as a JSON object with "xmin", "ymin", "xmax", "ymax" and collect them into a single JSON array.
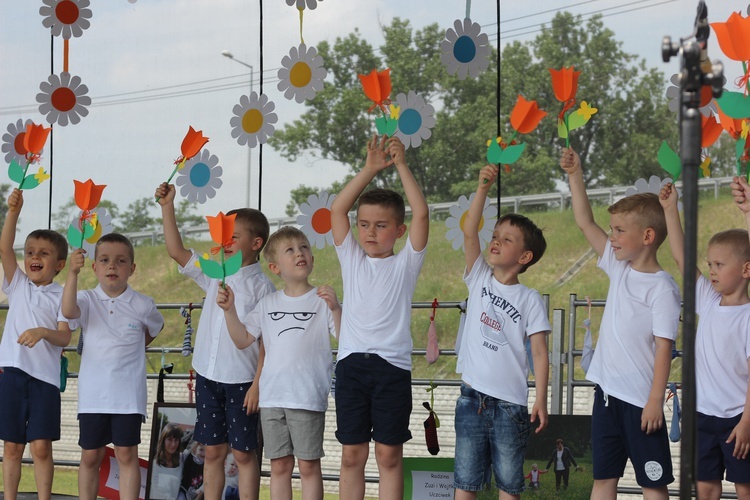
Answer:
[
  {"xmin": 608, "ymin": 193, "xmax": 667, "ymax": 247},
  {"xmin": 263, "ymin": 226, "xmax": 310, "ymax": 263},
  {"xmin": 709, "ymin": 229, "xmax": 750, "ymax": 262}
]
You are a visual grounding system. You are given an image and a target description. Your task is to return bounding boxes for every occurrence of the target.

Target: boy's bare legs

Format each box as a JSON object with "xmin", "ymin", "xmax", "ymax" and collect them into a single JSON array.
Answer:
[
  {"xmin": 590, "ymin": 478, "xmax": 618, "ymax": 499},
  {"xmin": 374, "ymin": 442, "xmax": 403, "ymax": 500},
  {"xmin": 454, "ymin": 490, "xmax": 477, "ymax": 500},
  {"xmin": 78, "ymin": 447, "xmax": 106, "ymax": 500},
  {"xmin": 642, "ymin": 486, "xmax": 669, "ymax": 500},
  {"xmin": 735, "ymin": 482, "xmax": 750, "ymax": 500},
  {"xmin": 114, "ymin": 445, "xmax": 140, "ymax": 500},
  {"xmin": 203, "ymin": 443, "xmax": 229, "ymax": 499},
  {"xmin": 697, "ymin": 480, "xmax": 722, "ymax": 500},
  {"xmin": 339, "ymin": 443, "xmax": 368, "ymax": 500},
  {"xmin": 2, "ymin": 441, "xmax": 25, "ymax": 500},
  {"xmin": 233, "ymin": 447, "xmax": 260, "ymax": 500},
  {"xmin": 30, "ymin": 439, "xmax": 54, "ymax": 500},
  {"xmin": 298, "ymin": 457, "xmax": 323, "ymax": 500},
  {"xmin": 270, "ymin": 455, "xmax": 294, "ymax": 500}
]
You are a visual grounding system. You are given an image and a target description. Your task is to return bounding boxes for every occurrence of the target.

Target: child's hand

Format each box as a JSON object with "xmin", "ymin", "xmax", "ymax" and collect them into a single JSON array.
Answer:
[
  {"xmin": 559, "ymin": 147, "xmax": 581, "ymax": 175},
  {"xmin": 69, "ymin": 248, "xmax": 86, "ymax": 275},
  {"xmin": 365, "ymin": 134, "xmax": 395, "ymax": 172},
  {"xmin": 17, "ymin": 327, "xmax": 45, "ymax": 348},
  {"xmin": 641, "ymin": 400, "xmax": 664, "ymax": 434},
  {"xmin": 658, "ymin": 182, "xmax": 678, "ymax": 211},
  {"xmin": 7, "ymin": 188, "xmax": 23, "ymax": 213},
  {"xmin": 386, "ymin": 136, "xmax": 406, "ymax": 167},
  {"xmin": 731, "ymin": 176, "xmax": 750, "ymax": 214},
  {"xmin": 478, "ymin": 164, "xmax": 499, "ymax": 188},
  {"xmin": 531, "ymin": 401, "xmax": 548, "ymax": 433},
  {"xmin": 216, "ymin": 285, "xmax": 235, "ymax": 311},
  {"xmin": 727, "ymin": 414, "xmax": 750, "ymax": 459},
  {"xmin": 155, "ymin": 182, "xmax": 176, "ymax": 206},
  {"xmin": 244, "ymin": 383, "xmax": 259, "ymax": 415},
  {"xmin": 317, "ymin": 285, "xmax": 340, "ymax": 312}
]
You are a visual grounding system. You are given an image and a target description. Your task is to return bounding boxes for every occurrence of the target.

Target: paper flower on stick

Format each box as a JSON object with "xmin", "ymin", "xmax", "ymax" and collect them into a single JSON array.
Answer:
[
  {"xmin": 40, "ymin": 0, "xmax": 92, "ymax": 39},
  {"xmin": 286, "ymin": 0, "xmax": 321, "ymax": 10},
  {"xmin": 445, "ymin": 193, "xmax": 496, "ymax": 252},
  {"xmin": 176, "ymin": 149, "xmax": 222, "ymax": 204},
  {"xmin": 297, "ymin": 191, "xmax": 335, "ymax": 249},
  {"xmin": 2, "ymin": 119, "xmax": 37, "ymax": 166},
  {"xmin": 157, "ymin": 127, "xmax": 208, "ymax": 200},
  {"xmin": 68, "ymin": 179, "xmax": 106, "ymax": 249},
  {"xmin": 440, "ymin": 18, "xmax": 490, "ymax": 80},
  {"xmin": 390, "ymin": 91, "xmax": 436, "ymax": 149},
  {"xmin": 8, "ymin": 123, "xmax": 51, "ymax": 190},
  {"xmin": 37, "ymin": 72, "xmax": 91, "ymax": 126},
  {"xmin": 550, "ymin": 66, "xmax": 596, "ymax": 147},
  {"xmin": 71, "ymin": 206, "xmax": 114, "ymax": 255},
  {"xmin": 716, "ymin": 106, "xmax": 750, "ymax": 178},
  {"xmin": 230, "ymin": 92, "xmax": 278, "ymax": 148},
  {"xmin": 712, "ymin": 11, "xmax": 750, "ymax": 116},
  {"xmin": 197, "ymin": 212, "xmax": 243, "ymax": 282},
  {"xmin": 277, "ymin": 44, "xmax": 327, "ymax": 103},
  {"xmin": 359, "ymin": 68, "xmax": 392, "ymax": 114},
  {"xmin": 486, "ymin": 95, "xmax": 546, "ymax": 172}
]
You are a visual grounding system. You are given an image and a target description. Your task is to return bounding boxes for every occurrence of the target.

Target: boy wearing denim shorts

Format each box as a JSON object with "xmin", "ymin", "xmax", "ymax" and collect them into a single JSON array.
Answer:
[
  {"xmin": 157, "ymin": 182, "xmax": 275, "ymax": 500},
  {"xmin": 562, "ymin": 148, "xmax": 680, "ymax": 499},
  {"xmin": 0, "ymin": 188, "xmax": 71, "ymax": 500},
  {"xmin": 330, "ymin": 135, "xmax": 429, "ymax": 499},
  {"xmin": 455, "ymin": 165, "xmax": 550, "ymax": 500},
  {"xmin": 62, "ymin": 233, "xmax": 164, "ymax": 500}
]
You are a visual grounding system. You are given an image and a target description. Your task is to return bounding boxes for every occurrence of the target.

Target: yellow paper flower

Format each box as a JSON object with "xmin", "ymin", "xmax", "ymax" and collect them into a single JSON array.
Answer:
[
  {"xmin": 389, "ymin": 104, "xmax": 400, "ymax": 119},
  {"xmin": 34, "ymin": 167, "xmax": 50, "ymax": 183},
  {"xmin": 577, "ymin": 101, "xmax": 598, "ymax": 120},
  {"xmin": 742, "ymin": 120, "xmax": 750, "ymax": 140},
  {"xmin": 700, "ymin": 157, "xmax": 711, "ymax": 177}
]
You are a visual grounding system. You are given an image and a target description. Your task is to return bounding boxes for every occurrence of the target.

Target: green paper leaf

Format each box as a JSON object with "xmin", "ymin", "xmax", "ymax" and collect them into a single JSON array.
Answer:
[
  {"xmin": 567, "ymin": 111, "xmax": 588, "ymax": 132},
  {"xmin": 197, "ymin": 257, "xmax": 224, "ymax": 280},
  {"xmin": 8, "ymin": 160, "xmax": 23, "ymax": 183},
  {"xmin": 658, "ymin": 141, "xmax": 682, "ymax": 181},
  {"xmin": 557, "ymin": 118, "xmax": 569, "ymax": 139},
  {"xmin": 19, "ymin": 175, "xmax": 40, "ymax": 190},
  {"xmin": 375, "ymin": 115, "xmax": 398, "ymax": 137},
  {"xmin": 82, "ymin": 220, "xmax": 96, "ymax": 240},
  {"xmin": 67, "ymin": 225, "xmax": 83, "ymax": 247},
  {"xmin": 496, "ymin": 143, "xmax": 527, "ymax": 165},
  {"xmin": 717, "ymin": 91, "xmax": 750, "ymax": 119},
  {"xmin": 486, "ymin": 140, "xmax": 502, "ymax": 164},
  {"xmin": 223, "ymin": 251, "xmax": 243, "ymax": 277}
]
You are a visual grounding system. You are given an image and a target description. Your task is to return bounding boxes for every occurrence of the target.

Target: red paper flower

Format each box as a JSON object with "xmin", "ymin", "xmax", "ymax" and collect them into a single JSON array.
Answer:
[
  {"xmin": 74, "ymin": 179, "xmax": 106, "ymax": 211},
  {"xmin": 179, "ymin": 126, "xmax": 209, "ymax": 163},
  {"xmin": 358, "ymin": 68, "xmax": 392, "ymax": 113},
  {"xmin": 711, "ymin": 11, "xmax": 750, "ymax": 62},
  {"xmin": 510, "ymin": 95, "xmax": 547, "ymax": 134}
]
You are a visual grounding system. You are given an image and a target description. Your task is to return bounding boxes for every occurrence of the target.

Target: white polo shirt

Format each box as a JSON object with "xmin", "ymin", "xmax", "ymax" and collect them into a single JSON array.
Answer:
[{"xmin": 179, "ymin": 249, "xmax": 275, "ymax": 384}]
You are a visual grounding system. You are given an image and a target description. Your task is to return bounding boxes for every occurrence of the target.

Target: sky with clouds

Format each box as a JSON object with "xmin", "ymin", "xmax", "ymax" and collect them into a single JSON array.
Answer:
[{"xmin": 1, "ymin": 0, "xmax": 747, "ymax": 237}]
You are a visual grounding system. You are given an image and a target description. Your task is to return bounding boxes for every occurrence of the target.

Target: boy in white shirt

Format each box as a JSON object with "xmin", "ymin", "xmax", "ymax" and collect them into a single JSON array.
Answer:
[
  {"xmin": 455, "ymin": 165, "xmax": 550, "ymax": 500},
  {"xmin": 0, "ymin": 188, "xmax": 71, "ymax": 500},
  {"xmin": 156, "ymin": 182, "xmax": 275, "ymax": 500},
  {"xmin": 62, "ymin": 233, "xmax": 163, "ymax": 500},
  {"xmin": 217, "ymin": 226, "xmax": 341, "ymax": 500},
  {"xmin": 668, "ymin": 179, "xmax": 750, "ymax": 499},
  {"xmin": 561, "ymin": 148, "xmax": 680, "ymax": 499},
  {"xmin": 330, "ymin": 134, "xmax": 429, "ymax": 500}
]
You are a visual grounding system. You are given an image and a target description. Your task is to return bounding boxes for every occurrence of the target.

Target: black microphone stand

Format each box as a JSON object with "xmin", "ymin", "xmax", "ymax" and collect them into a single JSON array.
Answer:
[{"xmin": 662, "ymin": 2, "xmax": 723, "ymax": 497}]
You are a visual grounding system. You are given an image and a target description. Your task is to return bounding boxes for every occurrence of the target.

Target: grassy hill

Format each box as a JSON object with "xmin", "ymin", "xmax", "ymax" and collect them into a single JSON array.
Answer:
[{"xmin": 3, "ymin": 188, "xmax": 744, "ymax": 381}]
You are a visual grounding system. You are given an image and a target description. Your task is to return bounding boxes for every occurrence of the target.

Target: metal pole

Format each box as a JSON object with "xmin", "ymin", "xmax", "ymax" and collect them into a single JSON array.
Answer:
[{"xmin": 221, "ymin": 51, "xmax": 254, "ymax": 208}]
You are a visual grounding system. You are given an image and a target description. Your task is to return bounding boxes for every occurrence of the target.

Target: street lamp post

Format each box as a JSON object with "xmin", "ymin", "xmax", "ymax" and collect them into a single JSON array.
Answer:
[{"xmin": 222, "ymin": 50, "xmax": 254, "ymax": 208}]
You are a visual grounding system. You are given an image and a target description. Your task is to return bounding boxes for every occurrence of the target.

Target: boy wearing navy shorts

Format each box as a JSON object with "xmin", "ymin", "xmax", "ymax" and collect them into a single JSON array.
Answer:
[
  {"xmin": 330, "ymin": 135, "xmax": 429, "ymax": 499},
  {"xmin": 157, "ymin": 182, "xmax": 275, "ymax": 500},
  {"xmin": 62, "ymin": 233, "xmax": 163, "ymax": 500},
  {"xmin": 0, "ymin": 188, "xmax": 71, "ymax": 500},
  {"xmin": 562, "ymin": 149, "xmax": 681, "ymax": 499}
]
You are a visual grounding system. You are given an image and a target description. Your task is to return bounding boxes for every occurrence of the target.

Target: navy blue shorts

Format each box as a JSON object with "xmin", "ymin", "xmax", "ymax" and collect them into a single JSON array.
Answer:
[
  {"xmin": 334, "ymin": 353, "xmax": 412, "ymax": 445},
  {"xmin": 0, "ymin": 367, "xmax": 61, "ymax": 443},
  {"xmin": 194, "ymin": 374, "xmax": 258, "ymax": 452},
  {"xmin": 697, "ymin": 412, "xmax": 750, "ymax": 483},
  {"xmin": 591, "ymin": 386, "xmax": 673, "ymax": 487},
  {"xmin": 78, "ymin": 413, "xmax": 142, "ymax": 449}
]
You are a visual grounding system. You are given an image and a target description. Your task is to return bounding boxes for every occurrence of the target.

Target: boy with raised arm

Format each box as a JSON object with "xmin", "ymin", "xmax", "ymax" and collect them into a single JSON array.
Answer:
[
  {"xmin": 0, "ymin": 188, "xmax": 71, "ymax": 500},
  {"xmin": 217, "ymin": 226, "xmax": 341, "ymax": 500},
  {"xmin": 62, "ymin": 233, "xmax": 163, "ymax": 500},
  {"xmin": 560, "ymin": 148, "xmax": 680, "ymax": 499},
  {"xmin": 156, "ymin": 182, "xmax": 275, "ymax": 500},
  {"xmin": 330, "ymin": 134, "xmax": 429, "ymax": 500},
  {"xmin": 455, "ymin": 165, "xmax": 550, "ymax": 500}
]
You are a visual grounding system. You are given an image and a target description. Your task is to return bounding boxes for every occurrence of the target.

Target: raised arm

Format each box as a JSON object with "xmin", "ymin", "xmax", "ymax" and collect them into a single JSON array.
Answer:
[
  {"xmin": 156, "ymin": 182, "xmax": 192, "ymax": 267},
  {"xmin": 658, "ymin": 182, "xmax": 698, "ymax": 280},
  {"xmin": 732, "ymin": 176, "xmax": 750, "ymax": 239},
  {"xmin": 560, "ymin": 148, "xmax": 607, "ymax": 257},
  {"xmin": 0, "ymin": 188, "xmax": 23, "ymax": 280},
  {"xmin": 216, "ymin": 285, "xmax": 257, "ymax": 350},
  {"xmin": 388, "ymin": 137, "xmax": 428, "ymax": 251},
  {"xmin": 463, "ymin": 165, "xmax": 498, "ymax": 274},
  {"xmin": 61, "ymin": 248, "xmax": 85, "ymax": 320},
  {"xmin": 330, "ymin": 135, "xmax": 394, "ymax": 245}
]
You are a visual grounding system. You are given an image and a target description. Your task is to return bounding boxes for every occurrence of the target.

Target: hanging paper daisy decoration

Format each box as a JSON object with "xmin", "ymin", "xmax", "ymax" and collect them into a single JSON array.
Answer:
[
  {"xmin": 176, "ymin": 149, "xmax": 223, "ymax": 204},
  {"xmin": 230, "ymin": 92, "xmax": 278, "ymax": 148},
  {"xmin": 285, "ymin": 0, "xmax": 322, "ymax": 10},
  {"xmin": 36, "ymin": 72, "xmax": 91, "ymax": 126},
  {"xmin": 445, "ymin": 193, "xmax": 496, "ymax": 251},
  {"xmin": 391, "ymin": 91, "xmax": 436, "ymax": 149},
  {"xmin": 440, "ymin": 18, "xmax": 490, "ymax": 80},
  {"xmin": 39, "ymin": 0, "xmax": 92, "ymax": 39},
  {"xmin": 297, "ymin": 191, "xmax": 336, "ymax": 249},
  {"xmin": 277, "ymin": 44, "xmax": 328, "ymax": 103},
  {"xmin": 2, "ymin": 119, "xmax": 37, "ymax": 166}
]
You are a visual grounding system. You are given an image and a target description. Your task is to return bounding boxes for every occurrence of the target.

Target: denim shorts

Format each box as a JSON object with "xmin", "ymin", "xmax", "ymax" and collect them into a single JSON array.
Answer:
[
  {"xmin": 453, "ymin": 383, "xmax": 530, "ymax": 495},
  {"xmin": 194, "ymin": 374, "xmax": 258, "ymax": 451}
]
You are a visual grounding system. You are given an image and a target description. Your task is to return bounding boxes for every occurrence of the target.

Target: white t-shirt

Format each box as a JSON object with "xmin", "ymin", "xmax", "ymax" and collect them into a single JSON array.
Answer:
[
  {"xmin": 243, "ymin": 288, "xmax": 336, "ymax": 411},
  {"xmin": 65, "ymin": 285, "xmax": 163, "ymax": 416},
  {"xmin": 695, "ymin": 275, "xmax": 750, "ymax": 418},
  {"xmin": 335, "ymin": 231, "xmax": 425, "ymax": 371},
  {"xmin": 0, "ymin": 267, "xmax": 67, "ymax": 388},
  {"xmin": 179, "ymin": 249, "xmax": 275, "ymax": 384},
  {"xmin": 458, "ymin": 256, "xmax": 551, "ymax": 405},
  {"xmin": 586, "ymin": 240, "xmax": 681, "ymax": 408}
]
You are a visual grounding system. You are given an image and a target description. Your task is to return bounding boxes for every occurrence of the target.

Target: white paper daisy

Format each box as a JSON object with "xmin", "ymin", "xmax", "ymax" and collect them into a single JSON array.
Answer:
[
  {"xmin": 175, "ymin": 149, "xmax": 223, "ymax": 204},
  {"xmin": 230, "ymin": 92, "xmax": 278, "ymax": 148},
  {"xmin": 277, "ymin": 44, "xmax": 327, "ymax": 103},
  {"xmin": 39, "ymin": 0, "xmax": 92, "ymax": 39},
  {"xmin": 73, "ymin": 206, "xmax": 114, "ymax": 255},
  {"xmin": 36, "ymin": 72, "xmax": 91, "ymax": 126},
  {"xmin": 297, "ymin": 191, "xmax": 336, "ymax": 249},
  {"xmin": 2, "ymin": 119, "xmax": 37, "ymax": 166},
  {"xmin": 445, "ymin": 193, "xmax": 496, "ymax": 251},
  {"xmin": 392, "ymin": 91, "xmax": 436, "ymax": 150},
  {"xmin": 440, "ymin": 18, "xmax": 491, "ymax": 80},
  {"xmin": 666, "ymin": 73, "xmax": 720, "ymax": 117},
  {"xmin": 624, "ymin": 175, "xmax": 683, "ymax": 211},
  {"xmin": 285, "ymin": 0, "xmax": 321, "ymax": 10}
]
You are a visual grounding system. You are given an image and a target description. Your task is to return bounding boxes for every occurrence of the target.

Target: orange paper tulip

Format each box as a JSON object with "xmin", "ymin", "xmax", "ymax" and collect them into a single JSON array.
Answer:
[
  {"xmin": 206, "ymin": 212, "xmax": 236, "ymax": 248},
  {"xmin": 549, "ymin": 66, "xmax": 581, "ymax": 103},
  {"xmin": 74, "ymin": 179, "xmax": 107, "ymax": 211},
  {"xmin": 180, "ymin": 126, "xmax": 209, "ymax": 162},
  {"xmin": 358, "ymin": 68, "xmax": 392, "ymax": 113},
  {"xmin": 701, "ymin": 114, "xmax": 723, "ymax": 148},
  {"xmin": 717, "ymin": 106, "xmax": 745, "ymax": 139},
  {"xmin": 22, "ymin": 123, "xmax": 51, "ymax": 157},
  {"xmin": 510, "ymin": 95, "xmax": 547, "ymax": 134},
  {"xmin": 711, "ymin": 11, "xmax": 750, "ymax": 62}
]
